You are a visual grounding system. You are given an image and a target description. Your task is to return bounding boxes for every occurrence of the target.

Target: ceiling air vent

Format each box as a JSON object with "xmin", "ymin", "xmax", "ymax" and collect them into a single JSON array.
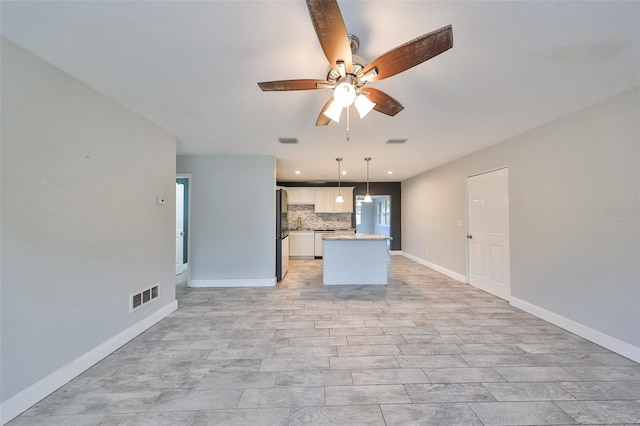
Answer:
[
  {"xmin": 386, "ymin": 138, "xmax": 408, "ymax": 144},
  {"xmin": 278, "ymin": 137, "xmax": 299, "ymax": 144}
]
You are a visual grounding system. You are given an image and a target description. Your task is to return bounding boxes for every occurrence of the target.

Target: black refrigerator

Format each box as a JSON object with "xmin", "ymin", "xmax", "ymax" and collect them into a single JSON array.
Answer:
[{"xmin": 276, "ymin": 188, "xmax": 289, "ymax": 281}]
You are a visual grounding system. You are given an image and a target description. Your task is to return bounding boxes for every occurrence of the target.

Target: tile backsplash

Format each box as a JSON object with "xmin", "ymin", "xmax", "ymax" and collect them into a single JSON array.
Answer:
[{"xmin": 288, "ymin": 204, "xmax": 352, "ymax": 230}]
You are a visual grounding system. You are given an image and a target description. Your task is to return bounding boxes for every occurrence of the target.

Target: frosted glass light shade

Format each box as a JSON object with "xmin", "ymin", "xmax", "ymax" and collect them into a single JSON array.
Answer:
[
  {"xmin": 333, "ymin": 81, "xmax": 357, "ymax": 107},
  {"xmin": 323, "ymin": 100, "xmax": 343, "ymax": 122},
  {"xmin": 363, "ymin": 194, "xmax": 373, "ymax": 203},
  {"xmin": 354, "ymin": 94, "xmax": 376, "ymax": 118},
  {"xmin": 335, "ymin": 194, "xmax": 344, "ymax": 203}
]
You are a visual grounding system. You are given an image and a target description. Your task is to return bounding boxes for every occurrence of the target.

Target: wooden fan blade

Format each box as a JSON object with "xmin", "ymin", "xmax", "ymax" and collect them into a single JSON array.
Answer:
[
  {"xmin": 305, "ymin": 0, "xmax": 352, "ymax": 73},
  {"xmin": 315, "ymin": 98, "xmax": 333, "ymax": 126},
  {"xmin": 258, "ymin": 79, "xmax": 328, "ymax": 91},
  {"xmin": 362, "ymin": 25, "xmax": 453, "ymax": 82},
  {"xmin": 364, "ymin": 87, "xmax": 404, "ymax": 116}
]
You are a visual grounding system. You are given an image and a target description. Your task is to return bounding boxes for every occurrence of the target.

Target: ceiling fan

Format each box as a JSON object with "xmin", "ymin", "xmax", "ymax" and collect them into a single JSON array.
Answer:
[{"xmin": 258, "ymin": 0, "xmax": 453, "ymax": 126}]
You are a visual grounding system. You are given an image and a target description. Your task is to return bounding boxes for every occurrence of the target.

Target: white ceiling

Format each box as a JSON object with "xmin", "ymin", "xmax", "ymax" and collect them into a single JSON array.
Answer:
[{"xmin": 2, "ymin": 1, "xmax": 638, "ymax": 182}]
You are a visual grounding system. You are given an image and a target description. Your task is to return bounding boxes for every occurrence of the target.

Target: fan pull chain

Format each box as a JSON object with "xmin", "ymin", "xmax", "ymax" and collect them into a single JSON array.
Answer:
[{"xmin": 346, "ymin": 106, "xmax": 350, "ymax": 142}]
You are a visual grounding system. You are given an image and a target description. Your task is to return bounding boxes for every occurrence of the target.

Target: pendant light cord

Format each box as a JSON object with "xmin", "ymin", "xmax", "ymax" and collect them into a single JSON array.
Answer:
[
  {"xmin": 346, "ymin": 106, "xmax": 350, "ymax": 142},
  {"xmin": 365, "ymin": 157, "xmax": 371, "ymax": 196},
  {"xmin": 337, "ymin": 158, "xmax": 342, "ymax": 195}
]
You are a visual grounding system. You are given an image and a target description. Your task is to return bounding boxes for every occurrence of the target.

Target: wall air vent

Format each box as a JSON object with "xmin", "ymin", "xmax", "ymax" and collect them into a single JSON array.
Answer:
[
  {"xmin": 386, "ymin": 138, "xmax": 408, "ymax": 144},
  {"xmin": 278, "ymin": 137, "xmax": 299, "ymax": 144},
  {"xmin": 130, "ymin": 284, "xmax": 159, "ymax": 312}
]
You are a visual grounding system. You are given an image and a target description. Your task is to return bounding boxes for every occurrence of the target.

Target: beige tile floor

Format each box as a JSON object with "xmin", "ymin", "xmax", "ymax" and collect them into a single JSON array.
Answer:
[{"xmin": 10, "ymin": 256, "xmax": 640, "ymax": 425}]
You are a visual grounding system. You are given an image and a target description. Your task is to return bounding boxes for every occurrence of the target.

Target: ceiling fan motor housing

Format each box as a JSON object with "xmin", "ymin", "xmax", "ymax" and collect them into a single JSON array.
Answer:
[{"xmin": 349, "ymin": 34, "xmax": 360, "ymax": 54}]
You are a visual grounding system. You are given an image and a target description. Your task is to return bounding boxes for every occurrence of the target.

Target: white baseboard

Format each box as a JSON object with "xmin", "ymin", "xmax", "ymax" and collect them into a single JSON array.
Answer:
[
  {"xmin": 189, "ymin": 277, "xmax": 276, "ymax": 288},
  {"xmin": 510, "ymin": 296, "xmax": 640, "ymax": 363},
  {"xmin": 402, "ymin": 252, "xmax": 467, "ymax": 283},
  {"xmin": 0, "ymin": 300, "xmax": 178, "ymax": 425}
]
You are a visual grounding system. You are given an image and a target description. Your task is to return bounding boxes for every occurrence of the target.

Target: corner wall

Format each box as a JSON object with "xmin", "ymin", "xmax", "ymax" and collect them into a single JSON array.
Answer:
[
  {"xmin": 402, "ymin": 87, "xmax": 640, "ymax": 359},
  {"xmin": 176, "ymin": 155, "xmax": 276, "ymax": 286},
  {"xmin": 1, "ymin": 38, "xmax": 178, "ymax": 421}
]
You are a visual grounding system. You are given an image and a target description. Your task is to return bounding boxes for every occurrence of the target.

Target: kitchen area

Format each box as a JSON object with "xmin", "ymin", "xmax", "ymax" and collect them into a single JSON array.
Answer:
[
  {"xmin": 286, "ymin": 186, "xmax": 356, "ymax": 260},
  {"xmin": 276, "ymin": 186, "xmax": 392, "ymax": 284},
  {"xmin": 276, "ymin": 186, "xmax": 355, "ymax": 280}
]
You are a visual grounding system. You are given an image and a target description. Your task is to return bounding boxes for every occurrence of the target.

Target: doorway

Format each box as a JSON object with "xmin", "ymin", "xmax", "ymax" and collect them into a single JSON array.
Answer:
[
  {"xmin": 466, "ymin": 167, "xmax": 510, "ymax": 300},
  {"xmin": 355, "ymin": 195, "xmax": 391, "ymax": 247},
  {"xmin": 176, "ymin": 175, "xmax": 190, "ymax": 284}
]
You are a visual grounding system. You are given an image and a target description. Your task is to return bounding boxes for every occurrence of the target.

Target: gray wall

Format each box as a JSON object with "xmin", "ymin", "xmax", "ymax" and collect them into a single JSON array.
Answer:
[
  {"xmin": 1, "ymin": 38, "xmax": 177, "ymax": 402},
  {"xmin": 402, "ymin": 87, "xmax": 639, "ymax": 348},
  {"xmin": 176, "ymin": 155, "xmax": 276, "ymax": 283}
]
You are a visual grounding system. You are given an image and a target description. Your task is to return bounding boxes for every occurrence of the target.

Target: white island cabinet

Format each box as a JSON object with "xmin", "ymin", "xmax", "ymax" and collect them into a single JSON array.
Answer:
[{"xmin": 322, "ymin": 233, "xmax": 392, "ymax": 285}]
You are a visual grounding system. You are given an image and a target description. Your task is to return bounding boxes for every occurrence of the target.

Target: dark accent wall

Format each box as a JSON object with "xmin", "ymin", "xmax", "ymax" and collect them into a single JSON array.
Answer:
[{"xmin": 277, "ymin": 181, "xmax": 401, "ymax": 250}]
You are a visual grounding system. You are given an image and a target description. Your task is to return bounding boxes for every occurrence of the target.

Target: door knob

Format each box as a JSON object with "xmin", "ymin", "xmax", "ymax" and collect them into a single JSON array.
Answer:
[{"xmin": 466, "ymin": 235, "xmax": 473, "ymax": 239}]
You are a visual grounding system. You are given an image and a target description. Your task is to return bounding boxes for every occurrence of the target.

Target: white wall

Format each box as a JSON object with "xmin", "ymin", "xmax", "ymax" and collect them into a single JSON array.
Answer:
[
  {"xmin": 176, "ymin": 155, "xmax": 276, "ymax": 286},
  {"xmin": 403, "ymin": 87, "xmax": 640, "ymax": 358},
  {"xmin": 0, "ymin": 38, "xmax": 177, "ymax": 420}
]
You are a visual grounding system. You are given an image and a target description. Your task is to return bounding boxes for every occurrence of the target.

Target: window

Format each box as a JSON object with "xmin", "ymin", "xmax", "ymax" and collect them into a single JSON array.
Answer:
[
  {"xmin": 377, "ymin": 200, "xmax": 390, "ymax": 226},
  {"xmin": 355, "ymin": 202, "xmax": 362, "ymax": 225}
]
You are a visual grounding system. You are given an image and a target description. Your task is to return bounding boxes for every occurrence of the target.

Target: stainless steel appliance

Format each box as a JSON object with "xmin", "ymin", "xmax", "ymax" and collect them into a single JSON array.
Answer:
[
  {"xmin": 314, "ymin": 229, "xmax": 355, "ymax": 258},
  {"xmin": 314, "ymin": 230, "xmax": 334, "ymax": 258},
  {"xmin": 276, "ymin": 189, "xmax": 289, "ymax": 281}
]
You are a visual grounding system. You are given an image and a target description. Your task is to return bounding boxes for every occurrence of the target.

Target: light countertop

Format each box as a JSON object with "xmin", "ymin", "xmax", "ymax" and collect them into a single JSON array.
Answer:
[
  {"xmin": 289, "ymin": 228, "xmax": 355, "ymax": 232},
  {"xmin": 323, "ymin": 233, "xmax": 392, "ymax": 240}
]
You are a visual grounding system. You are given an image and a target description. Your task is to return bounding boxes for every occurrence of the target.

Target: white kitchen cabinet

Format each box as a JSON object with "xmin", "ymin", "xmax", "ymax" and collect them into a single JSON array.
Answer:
[
  {"xmin": 313, "ymin": 188, "xmax": 331, "ymax": 213},
  {"xmin": 289, "ymin": 231, "xmax": 314, "ymax": 258},
  {"xmin": 286, "ymin": 188, "xmax": 315, "ymax": 204},
  {"xmin": 286, "ymin": 186, "xmax": 353, "ymax": 212},
  {"xmin": 314, "ymin": 187, "xmax": 353, "ymax": 213},
  {"xmin": 334, "ymin": 187, "xmax": 354, "ymax": 213}
]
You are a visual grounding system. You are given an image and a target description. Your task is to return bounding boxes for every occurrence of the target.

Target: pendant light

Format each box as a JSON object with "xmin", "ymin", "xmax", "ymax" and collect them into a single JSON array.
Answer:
[
  {"xmin": 363, "ymin": 157, "xmax": 373, "ymax": 202},
  {"xmin": 335, "ymin": 158, "xmax": 344, "ymax": 203}
]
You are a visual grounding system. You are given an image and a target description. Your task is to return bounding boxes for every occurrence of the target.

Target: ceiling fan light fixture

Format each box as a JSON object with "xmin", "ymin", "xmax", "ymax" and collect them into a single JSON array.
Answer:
[
  {"xmin": 354, "ymin": 94, "xmax": 376, "ymax": 119},
  {"xmin": 333, "ymin": 80, "xmax": 357, "ymax": 107},
  {"xmin": 323, "ymin": 100, "xmax": 343, "ymax": 122},
  {"xmin": 360, "ymin": 68, "xmax": 378, "ymax": 82},
  {"xmin": 336, "ymin": 61, "xmax": 347, "ymax": 78}
]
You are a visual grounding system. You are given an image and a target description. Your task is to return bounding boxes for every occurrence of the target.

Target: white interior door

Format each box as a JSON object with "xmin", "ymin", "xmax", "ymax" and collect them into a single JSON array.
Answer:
[
  {"xmin": 467, "ymin": 168, "xmax": 510, "ymax": 300},
  {"xmin": 176, "ymin": 183, "xmax": 185, "ymax": 275}
]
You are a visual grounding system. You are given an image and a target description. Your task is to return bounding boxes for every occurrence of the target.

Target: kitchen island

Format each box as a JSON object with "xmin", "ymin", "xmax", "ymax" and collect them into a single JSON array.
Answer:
[{"xmin": 322, "ymin": 233, "xmax": 392, "ymax": 285}]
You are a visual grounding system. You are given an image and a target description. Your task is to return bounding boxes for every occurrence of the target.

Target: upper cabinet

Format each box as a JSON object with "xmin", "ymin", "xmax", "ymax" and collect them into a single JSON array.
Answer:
[
  {"xmin": 334, "ymin": 187, "xmax": 354, "ymax": 213},
  {"xmin": 287, "ymin": 188, "xmax": 315, "ymax": 204},
  {"xmin": 284, "ymin": 187, "xmax": 353, "ymax": 213},
  {"xmin": 314, "ymin": 187, "xmax": 353, "ymax": 213}
]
